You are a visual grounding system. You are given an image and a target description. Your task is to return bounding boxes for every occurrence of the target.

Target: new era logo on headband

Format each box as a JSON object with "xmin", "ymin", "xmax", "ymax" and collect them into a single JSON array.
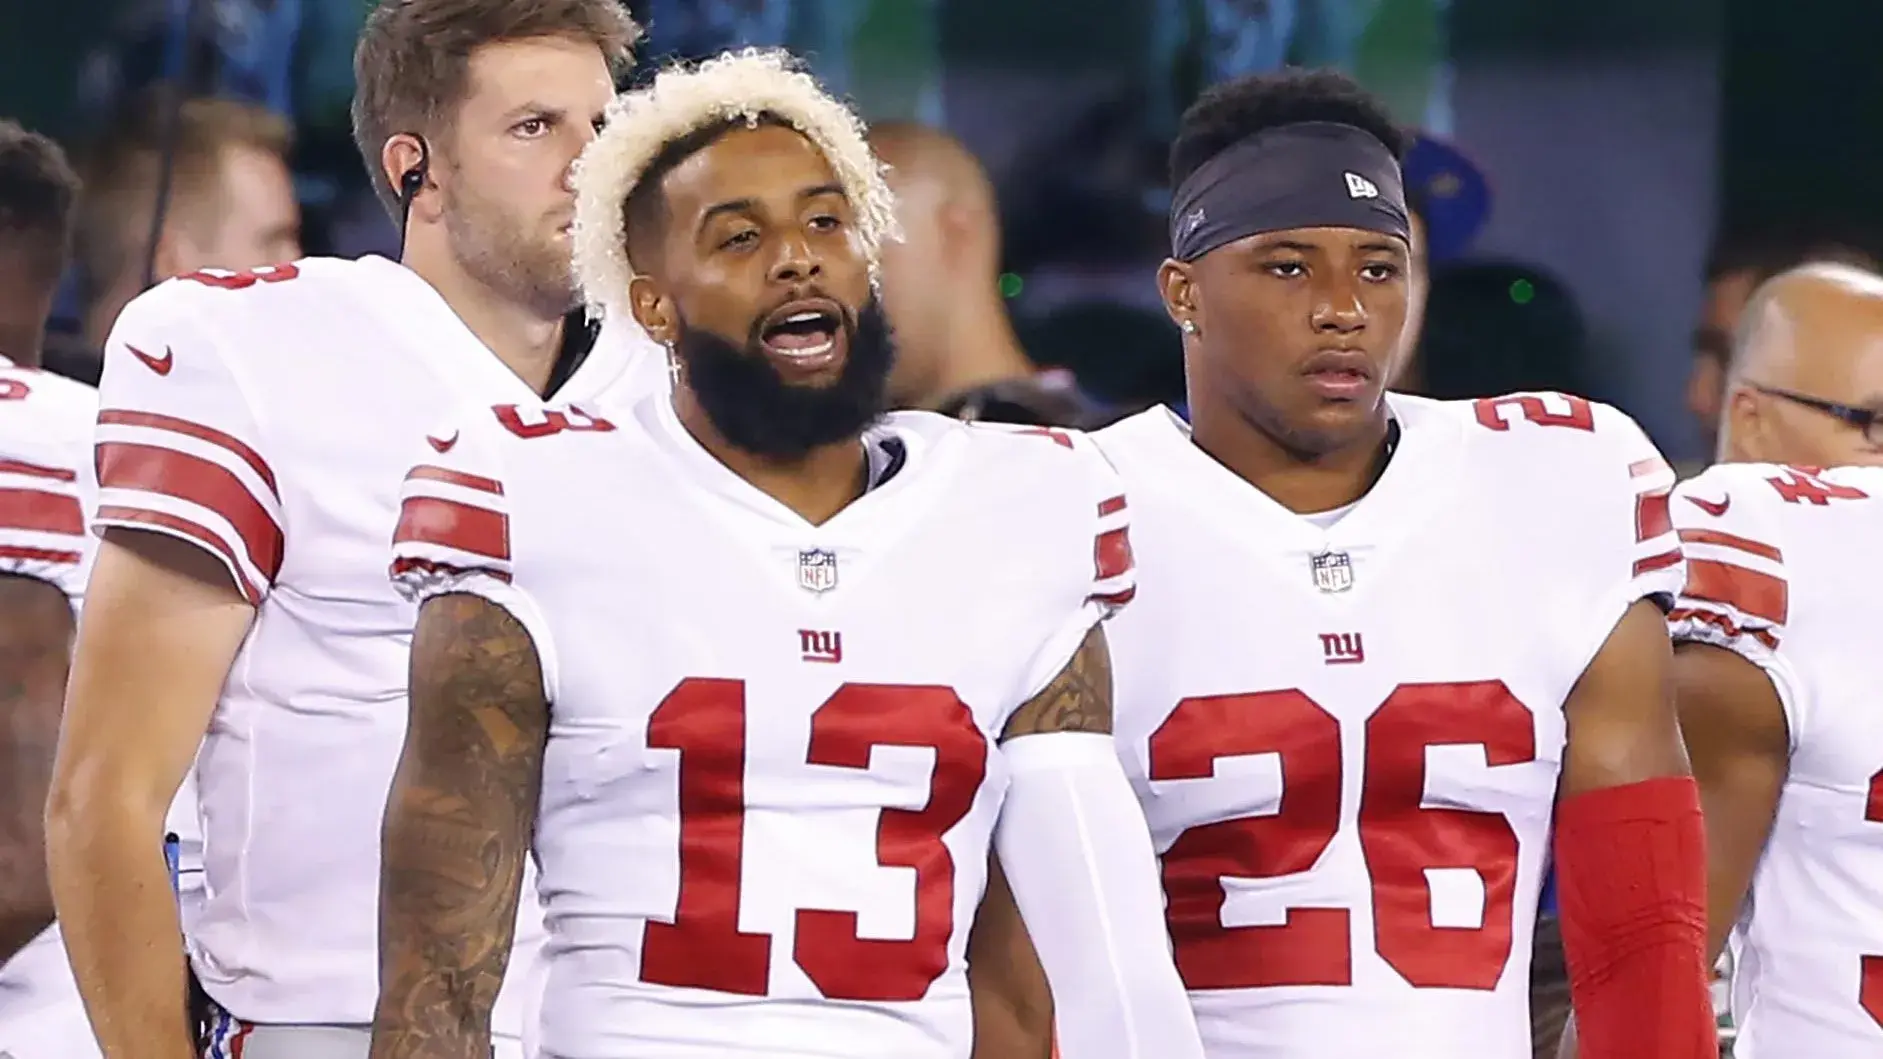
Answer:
[{"xmin": 1344, "ymin": 171, "xmax": 1380, "ymax": 199}]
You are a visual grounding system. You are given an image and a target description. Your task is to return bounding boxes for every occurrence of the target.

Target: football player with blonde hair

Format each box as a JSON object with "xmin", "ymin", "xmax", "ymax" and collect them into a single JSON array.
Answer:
[{"xmin": 373, "ymin": 48, "xmax": 1205, "ymax": 1059}]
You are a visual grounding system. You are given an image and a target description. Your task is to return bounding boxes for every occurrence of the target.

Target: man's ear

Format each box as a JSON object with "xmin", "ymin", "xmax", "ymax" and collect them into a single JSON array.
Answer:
[{"xmin": 630, "ymin": 275, "xmax": 676, "ymax": 346}]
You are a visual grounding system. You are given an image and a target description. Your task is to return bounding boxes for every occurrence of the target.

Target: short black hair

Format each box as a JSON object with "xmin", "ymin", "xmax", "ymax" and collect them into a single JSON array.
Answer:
[
  {"xmin": 623, "ymin": 113, "xmax": 791, "ymax": 273},
  {"xmin": 1702, "ymin": 224, "xmax": 1879, "ymax": 285},
  {"xmin": 1169, "ymin": 68, "xmax": 1410, "ymax": 190},
  {"xmin": 0, "ymin": 119, "xmax": 80, "ymax": 284}
]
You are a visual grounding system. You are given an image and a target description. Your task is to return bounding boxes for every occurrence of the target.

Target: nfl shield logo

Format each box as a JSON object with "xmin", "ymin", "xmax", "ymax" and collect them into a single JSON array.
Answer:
[
  {"xmin": 1310, "ymin": 550, "xmax": 1354, "ymax": 594},
  {"xmin": 798, "ymin": 549, "xmax": 838, "ymax": 594}
]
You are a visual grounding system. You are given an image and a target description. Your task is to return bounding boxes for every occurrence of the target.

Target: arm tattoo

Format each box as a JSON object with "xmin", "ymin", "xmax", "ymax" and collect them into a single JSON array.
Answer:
[
  {"xmin": 1001, "ymin": 625, "xmax": 1114, "ymax": 740},
  {"xmin": 371, "ymin": 593, "xmax": 548, "ymax": 1059},
  {"xmin": 0, "ymin": 575, "xmax": 73, "ymax": 965}
]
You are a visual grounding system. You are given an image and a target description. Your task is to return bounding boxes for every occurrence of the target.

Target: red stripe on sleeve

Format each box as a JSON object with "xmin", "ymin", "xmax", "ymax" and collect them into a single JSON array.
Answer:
[
  {"xmin": 0, "ymin": 457, "xmax": 77, "ymax": 482},
  {"xmin": 1634, "ymin": 491, "xmax": 1672, "ymax": 541},
  {"xmin": 406, "ymin": 465, "xmax": 504, "ymax": 495},
  {"xmin": 97, "ymin": 409, "xmax": 277, "ymax": 495},
  {"xmin": 1682, "ymin": 558, "xmax": 1787, "ymax": 625},
  {"xmin": 1097, "ymin": 495, "xmax": 1127, "ymax": 518},
  {"xmin": 0, "ymin": 544, "xmax": 82, "ymax": 565},
  {"xmin": 1668, "ymin": 606, "xmax": 1780, "ymax": 652},
  {"xmin": 1676, "ymin": 528, "xmax": 1782, "ymax": 563},
  {"xmin": 96, "ymin": 442, "xmax": 284, "ymax": 582},
  {"xmin": 0, "ymin": 489, "xmax": 83, "ymax": 536},
  {"xmin": 95, "ymin": 505, "xmax": 263, "ymax": 604},
  {"xmin": 1087, "ymin": 586, "xmax": 1137, "ymax": 607},
  {"xmin": 389, "ymin": 555, "xmax": 514, "ymax": 585},
  {"xmin": 393, "ymin": 496, "xmax": 509, "ymax": 563},
  {"xmin": 1632, "ymin": 549, "xmax": 1682, "ymax": 577},
  {"xmin": 1094, "ymin": 526, "xmax": 1133, "ymax": 582}
]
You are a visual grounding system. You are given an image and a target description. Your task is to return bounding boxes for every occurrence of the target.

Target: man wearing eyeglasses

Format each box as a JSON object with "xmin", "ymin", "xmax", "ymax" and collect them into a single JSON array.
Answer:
[
  {"xmin": 1658, "ymin": 259, "xmax": 1883, "ymax": 1058},
  {"xmin": 1714, "ymin": 261, "xmax": 1883, "ymax": 466}
]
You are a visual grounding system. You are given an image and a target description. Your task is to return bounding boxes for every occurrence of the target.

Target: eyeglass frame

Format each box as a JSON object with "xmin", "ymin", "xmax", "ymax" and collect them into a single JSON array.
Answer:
[{"xmin": 1747, "ymin": 383, "xmax": 1883, "ymax": 447}]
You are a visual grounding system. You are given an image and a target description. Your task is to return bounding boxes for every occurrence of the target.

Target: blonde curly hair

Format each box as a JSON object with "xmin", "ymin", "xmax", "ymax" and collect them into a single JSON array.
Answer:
[{"xmin": 572, "ymin": 47, "xmax": 898, "ymax": 319}]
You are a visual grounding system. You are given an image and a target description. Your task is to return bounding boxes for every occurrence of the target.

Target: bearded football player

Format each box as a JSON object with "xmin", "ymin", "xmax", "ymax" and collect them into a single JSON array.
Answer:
[
  {"xmin": 45, "ymin": 2, "xmax": 656, "ymax": 1056},
  {"xmin": 371, "ymin": 48, "xmax": 1204, "ymax": 1059},
  {"xmin": 1082, "ymin": 69, "xmax": 1716, "ymax": 1059}
]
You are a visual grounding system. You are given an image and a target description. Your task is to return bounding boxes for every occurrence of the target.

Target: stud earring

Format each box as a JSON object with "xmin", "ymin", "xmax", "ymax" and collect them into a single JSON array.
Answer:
[{"xmin": 1180, "ymin": 319, "xmax": 1198, "ymax": 335}]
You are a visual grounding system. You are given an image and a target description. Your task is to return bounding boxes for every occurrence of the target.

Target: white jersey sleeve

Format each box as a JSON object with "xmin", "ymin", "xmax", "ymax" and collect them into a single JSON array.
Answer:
[
  {"xmin": 1667, "ymin": 463, "xmax": 1813, "ymax": 734},
  {"xmin": 1468, "ymin": 394, "xmax": 1684, "ymax": 671},
  {"xmin": 91, "ymin": 277, "xmax": 285, "ymax": 604},
  {"xmin": 1000, "ymin": 425, "xmax": 1137, "ymax": 702},
  {"xmin": 0, "ymin": 365, "xmax": 95, "ymax": 599},
  {"xmin": 1584, "ymin": 399, "xmax": 1687, "ymax": 615},
  {"xmin": 388, "ymin": 403, "xmax": 559, "ymax": 701}
]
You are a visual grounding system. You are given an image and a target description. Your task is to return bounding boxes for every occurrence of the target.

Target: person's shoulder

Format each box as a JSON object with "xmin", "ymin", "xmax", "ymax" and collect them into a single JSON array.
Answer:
[
  {"xmin": 1424, "ymin": 391, "xmax": 1671, "ymax": 492},
  {"xmin": 1675, "ymin": 462, "xmax": 1882, "ymax": 558},
  {"xmin": 0, "ymin": 362, "xmax": 96, "ymax": 431}
]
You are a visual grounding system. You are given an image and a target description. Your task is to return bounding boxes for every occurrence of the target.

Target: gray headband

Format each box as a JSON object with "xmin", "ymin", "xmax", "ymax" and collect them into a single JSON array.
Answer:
[{"xmin": 1169, "ymin": 122, "xmax": 1410, "ymax": 262}]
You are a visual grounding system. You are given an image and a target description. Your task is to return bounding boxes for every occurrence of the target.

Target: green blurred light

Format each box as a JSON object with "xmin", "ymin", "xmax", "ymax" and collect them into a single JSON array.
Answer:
[
  {"xmin": 999, "ymin": 272, "xmax": 1024, "ymax": 298},
  {"xmin": 1509, "ymin": 278, "xmax": 1536, "ymax": 305}
]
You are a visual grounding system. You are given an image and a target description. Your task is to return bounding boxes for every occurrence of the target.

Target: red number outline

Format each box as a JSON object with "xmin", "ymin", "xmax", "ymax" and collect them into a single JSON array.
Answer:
[
  {"xmin": 1862, "ymin": 770, "xmax": 1883, "ymax": 1027},
  {"xmin": 1767, "ymin": 467, "xmax": 1869, "ymax": 505},
  {"xmin": 493, "ymin": 404, "xmax": 618, "ymax": 439},
  {"xmin": 1148, "ymin": 680, "xmax": 1538, "ymax": 991},
  {"xmin": 1473, "ymin": 393, "xmax": 1595, "ymax": 432},
  {"xmin": 640, "ymin": 678, "xmax": 987, "ymax": 1001},
  {"xmin": 177, "ymin": 263, "xmax": 301, "ymax": 290}
]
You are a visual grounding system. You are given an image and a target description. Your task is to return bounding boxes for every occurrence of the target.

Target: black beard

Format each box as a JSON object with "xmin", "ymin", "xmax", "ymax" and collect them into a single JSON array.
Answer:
[{"xmin": 677, "ymin": 298, "xmax": 894, "ymax": 460}]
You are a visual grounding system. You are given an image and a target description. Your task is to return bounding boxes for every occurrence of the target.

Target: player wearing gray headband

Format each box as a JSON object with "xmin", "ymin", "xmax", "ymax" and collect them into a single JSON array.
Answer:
[
  {"xmin": 1155, "ymin": 72, "xmax": 1414, "ymax": 462},
  {"xmin": 1080, "ymin": 67, "xmax": 1719, "ymax": 1059}
]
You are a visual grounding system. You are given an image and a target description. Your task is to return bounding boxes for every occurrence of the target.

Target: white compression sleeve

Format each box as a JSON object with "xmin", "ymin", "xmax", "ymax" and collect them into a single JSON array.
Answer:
[{"xmin": 993, "ymin": 733, "xmax": 1205, "ymax": 1059}]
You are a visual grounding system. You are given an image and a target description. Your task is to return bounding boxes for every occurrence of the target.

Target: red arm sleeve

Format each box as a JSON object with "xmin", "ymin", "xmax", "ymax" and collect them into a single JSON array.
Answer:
[{"xmin": 1554, "ymin": 776, "xmax": 1717, "ymax": 1059}]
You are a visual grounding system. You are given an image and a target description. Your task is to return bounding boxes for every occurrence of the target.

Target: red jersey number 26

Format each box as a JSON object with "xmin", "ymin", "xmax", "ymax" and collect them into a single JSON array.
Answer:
[{"xmin": 1150, "ymin": 680, "xmax": 1537, "ymax": 992}]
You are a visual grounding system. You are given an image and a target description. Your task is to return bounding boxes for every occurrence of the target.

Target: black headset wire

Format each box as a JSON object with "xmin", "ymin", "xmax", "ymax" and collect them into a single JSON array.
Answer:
[
  {"xmin": 396, "ymin": 136, "xmax": 430, "ymax": 260},
  {"xmin": 140, "ymin": 0, "xmax": 208, "ymax": 291}
]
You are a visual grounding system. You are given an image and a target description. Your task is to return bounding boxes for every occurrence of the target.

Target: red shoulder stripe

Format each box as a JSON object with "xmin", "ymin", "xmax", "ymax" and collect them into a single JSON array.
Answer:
[
  {"xmin": 98, "ymin": 409, "xmax": 277, "ymax": 495},
  {"xmin": 95, "ymin": 505, "xmax": 263, "ymax": 604},
  {"xmin": 1682, "ymin": 558, "xmax": 1786, "ymax": 625},
  {"xmin": 96, "ymin": 442, "xmax": 283, "ymax": 582},
  {"xmin": 1677, "ymin": 528, "xmax": 1782, "ymax": 563},
  {"xmin": 0, "ymin": 458, "xmax": 76, "ymax": 483},
  {"xmin": 393, "ymin": 496, "xmax": 508, "ymax": 563}
]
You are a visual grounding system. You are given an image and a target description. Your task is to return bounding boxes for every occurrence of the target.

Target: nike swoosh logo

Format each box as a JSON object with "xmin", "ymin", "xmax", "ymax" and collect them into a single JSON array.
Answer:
[
  {"xmin": 126, "ymin": 343, "xmax": 173, "ymax": 375},
  {"xmin": 1686, "ymin": 495, "xmax": 1730, "ymax": 517},
  {"xmin": 427, "ymin": 432, "xmax": 459, "ymax": 453}
]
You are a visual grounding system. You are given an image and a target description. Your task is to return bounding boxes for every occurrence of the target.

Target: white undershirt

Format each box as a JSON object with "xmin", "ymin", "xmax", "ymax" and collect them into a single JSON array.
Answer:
[{"xmin": 1302, "ymin": 499, "xmax": 1358, "ymax": 530}]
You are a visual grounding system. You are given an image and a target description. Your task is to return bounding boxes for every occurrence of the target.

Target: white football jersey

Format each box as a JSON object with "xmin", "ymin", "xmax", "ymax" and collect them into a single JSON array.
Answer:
[
  {"xmin": 0, "ymin": 359, "xmax": 202, "ymax": 1058},
  {"xmin": 1669, "ymin": 462, "xmax": 1883, "ymax": 1058},
  {"xmin": 1094, "ymin": 393, "xmax": 1685, "ymax": 1059},
  {"xmin": 387, "ymin": 397, "xmax": 1133, "ymax": 1059},
  {"xmin": 91, "ymin": 256, "xmax": 665, "ymax": 1027}
]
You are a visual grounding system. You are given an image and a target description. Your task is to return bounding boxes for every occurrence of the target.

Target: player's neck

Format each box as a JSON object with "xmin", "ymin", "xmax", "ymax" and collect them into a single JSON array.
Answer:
[
  {"xmin": 1194, "ymin": 408, "xmax": 1395, "ymax": 516},
  {"xmin": 405, "ymin": 251, "xmax": 565, "ymax": 395},
  {"xmin": 671, "ymin": 388, "xmax": 870, "ymax": 526}
]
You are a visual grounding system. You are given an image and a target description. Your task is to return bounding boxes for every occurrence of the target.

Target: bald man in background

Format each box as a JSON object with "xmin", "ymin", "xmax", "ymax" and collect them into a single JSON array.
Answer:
[
  {"xmin": 869, "ymin": 122, "xmax": 1103, "ymax": 428},
  {"xmin": 1641, "ymin": 266, "xmax": 1883, "ymax": 1059},
  {"xmin": 1686, "ymin": 235, "xmax": 1877, "ymax": 461},
  {"xmin": 1715, "ymin": 261, "xmax": 1883, "ymax": 467}
]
